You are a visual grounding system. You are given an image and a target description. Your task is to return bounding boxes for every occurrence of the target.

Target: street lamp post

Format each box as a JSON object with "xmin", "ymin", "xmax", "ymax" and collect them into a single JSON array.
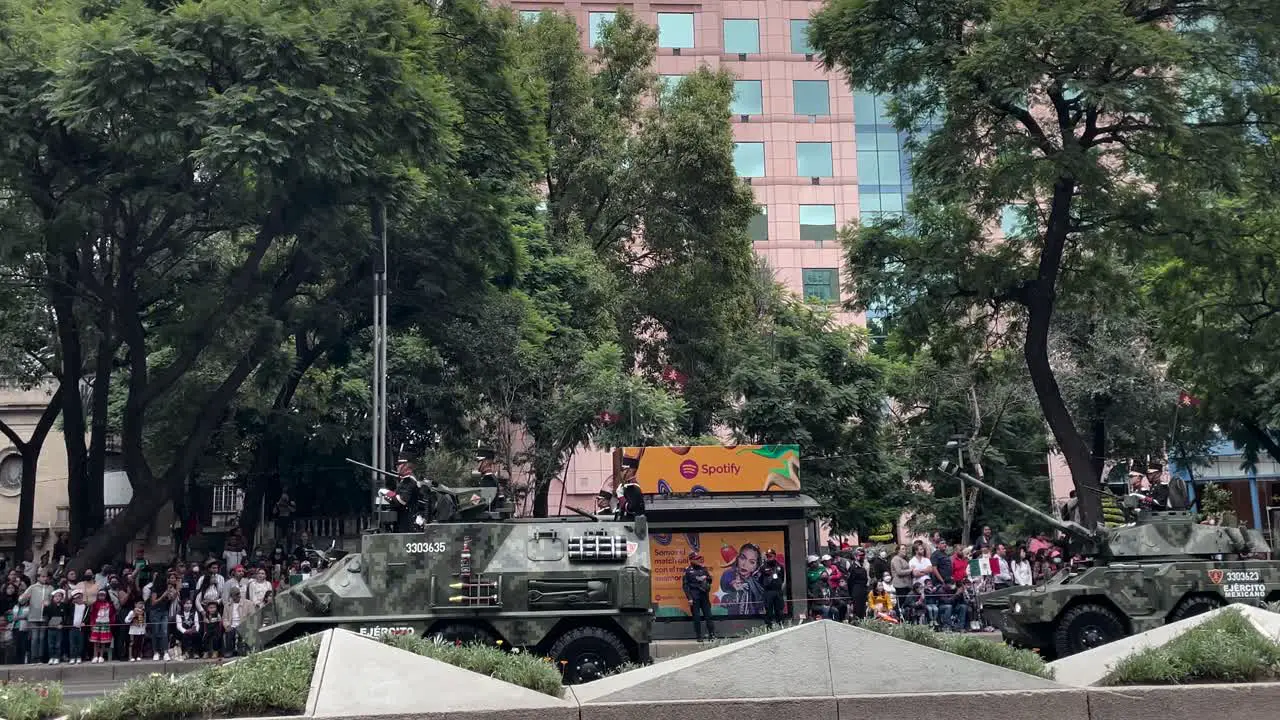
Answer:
[{"xmin": 370, "ymin": 200, "xmax": 389, "ymax": 519}]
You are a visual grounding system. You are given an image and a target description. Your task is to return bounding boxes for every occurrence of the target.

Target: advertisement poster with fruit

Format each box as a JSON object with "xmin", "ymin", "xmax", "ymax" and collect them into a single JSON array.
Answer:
[
  {"xmin": 619, "ymin": 445, "xmax": 801, "ymax": 495},
  {"xmin": 650, "ymin": 530, "xmax": 787, "ymax": 618}
]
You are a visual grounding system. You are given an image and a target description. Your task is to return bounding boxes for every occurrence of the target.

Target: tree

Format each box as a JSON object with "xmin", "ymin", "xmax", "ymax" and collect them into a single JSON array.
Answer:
[
  {"xmin": 0, "ymin": 0, "xmax": 531, "ymax": 567},
  {"xmin": 722, "ymin": 278, "xmax": 905, "ymax": 536},
  {"xmin": 885, "ymin": 350, "xmax": 1055, "ymax": 542},
  {"xmin": 0, "ymin": 267, "xmax": 63, "ymax": 556},
  {"xmin": 519, "ymin": 10, "xmax": 762, "ymax": 436},
  {"xmin": 810, "ymin": 0, "xmax": 1280, "ymax": 528},
  {"xmin": 1145, "ymin": 127, "xmax": 1280, "ymax": 466},
  {"xmin": 472, "ymin": 9, "xmax": 762, "ymax": 515}
]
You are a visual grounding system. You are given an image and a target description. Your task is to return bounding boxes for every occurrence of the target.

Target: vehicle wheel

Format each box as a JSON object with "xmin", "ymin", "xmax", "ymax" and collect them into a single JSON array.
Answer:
[
  {"xmin": 1053, "ymin": 603, "xmax": 1126, "ymax": 657},
  {"xmin": 1170, "ymin": 594, "xmax": 1223, "ymax": 621},
  {"xmin": 431, "ymin": 623, "xmax": 498, "ymax": 647},
  {"xmin": 547, "ymin": 627, "xmax": 629, "ymax": 684}
]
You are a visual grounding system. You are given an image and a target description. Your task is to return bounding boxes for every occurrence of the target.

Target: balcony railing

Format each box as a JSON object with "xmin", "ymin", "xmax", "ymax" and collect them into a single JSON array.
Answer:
[{"xmin": 288, "ymin": 514, "xmax": 374, "ymax": 542}]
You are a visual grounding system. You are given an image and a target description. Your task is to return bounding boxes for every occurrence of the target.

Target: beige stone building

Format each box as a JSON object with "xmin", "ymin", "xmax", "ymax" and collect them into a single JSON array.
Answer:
[{"xmin": 0, "ymin": 381, "xmax": 176, "ymax": 563}]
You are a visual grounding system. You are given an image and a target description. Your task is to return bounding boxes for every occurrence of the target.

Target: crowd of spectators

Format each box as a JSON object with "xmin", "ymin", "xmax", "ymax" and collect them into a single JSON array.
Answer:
[
  {"xmin": 0, "ymin": 527, "xmax": 323, "ymax": 665},
  {"xmin": 805, "ymin": 526, "xmax": 1067, "ymax": 631}
]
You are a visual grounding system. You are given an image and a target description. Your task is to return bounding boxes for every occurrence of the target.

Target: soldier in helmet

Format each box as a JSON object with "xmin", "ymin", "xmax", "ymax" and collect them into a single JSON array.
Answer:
[{"xmin": 392, "ymin": 459, "xmax": 425, "ymax": 532}]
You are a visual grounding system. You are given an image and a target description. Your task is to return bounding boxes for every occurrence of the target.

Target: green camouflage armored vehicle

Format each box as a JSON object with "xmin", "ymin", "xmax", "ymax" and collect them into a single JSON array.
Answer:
[
  {"xmin": 240, "ymin": 474, "xmax": 652, "ymax": 683},
  {"xmin": 938, "ymin": 462, "xmax": 1280, "ymax": 660}
]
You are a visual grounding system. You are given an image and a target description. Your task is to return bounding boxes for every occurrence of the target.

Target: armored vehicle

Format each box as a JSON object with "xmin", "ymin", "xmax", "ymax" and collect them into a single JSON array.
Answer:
[
  {"xmin": 938, "ymin": 462, "xmax": 1280, "ymax": 660},
  {"xmin": 240, "ymin": 471, "xmax": 652, "ymax": 683}
]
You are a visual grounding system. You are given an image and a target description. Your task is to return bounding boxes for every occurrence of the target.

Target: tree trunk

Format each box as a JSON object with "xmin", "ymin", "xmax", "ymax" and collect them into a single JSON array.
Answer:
[
  {"xmin": 86, "ymin": 320, "xmax": 113, "ymax": 538},
  {"xmin": 16, "ymin": 453, "xmax": 39, "ymax": 561},
  {"xmin": 238, "ymin": 334, "xmax": 324, "ymax": 541},
  {"xmin": 50, "ymin": 258, "xmax": 91, "ymax": 547},
  {"xmin": 1089, "ymin": 416, "xmax": 1107, "ymax": 483},
  {"xmin": 70, "ymin": 483, "xmax": 174, "ymax": 570},
  {"xmin": 532, "ymin": 477, "xmax": 550, "ymax": 518},
  {"xmin": 1023, "ymin": 176, "xmax": 1102, "ymax": 530}
]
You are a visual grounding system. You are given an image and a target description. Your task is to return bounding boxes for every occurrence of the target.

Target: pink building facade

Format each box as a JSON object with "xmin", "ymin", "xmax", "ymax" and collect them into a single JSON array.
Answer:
[{"xmin": 509, "ymin": 0, "xmax": 882, "ymax": 512}]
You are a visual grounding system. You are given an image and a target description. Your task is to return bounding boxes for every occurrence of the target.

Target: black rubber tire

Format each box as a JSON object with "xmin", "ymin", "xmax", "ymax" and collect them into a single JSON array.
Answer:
[
  {"xmin": 1170, "ymin": 594, "xmax": 1223, "ymax": 621},
  {"xmin": 1053, "ymin": 603, "xmax": 1127, "ymax": 658},
  {"xmin": 431, "ymin": 623, "xmax": 498, "ymax": 647},
  {"xmin": 547, "ymin": 626, "xmax": 630, "ymax": 684}
]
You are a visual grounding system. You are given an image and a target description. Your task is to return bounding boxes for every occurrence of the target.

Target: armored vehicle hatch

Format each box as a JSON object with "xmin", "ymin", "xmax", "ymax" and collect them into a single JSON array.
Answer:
[
  {"xmin": 239, "ymin": 519, "xmax": 652, "ymax": 683},
  {"xmin": 938, "ymin": 461, "xmax": 1280, "ymax": 659}
]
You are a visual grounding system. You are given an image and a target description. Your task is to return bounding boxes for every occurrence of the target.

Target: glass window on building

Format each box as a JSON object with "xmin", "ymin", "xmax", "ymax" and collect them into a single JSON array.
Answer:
[
  {"xmin": 588, "ymin": 12, "xmax": 615, "ymax": 46},
  {"xmin": 876, "ymin": 150, "xmax": 900, "ymax": 185},
  {"xmin": 660, "ymin": 75, "xmax": 686, "ymax": 97},
  {"xmin": 802, "ymin": 268, "xmax": 838, "ymax": 303},
  {"xmin": 748, "ymin": 205, "xmax": 768, "ymax": 241},
  {"xmin": 1001, "ymin": 204, "xmax": 1029, "ymax": 236},
  {"xmin": 799, "ymin": 204, "xmax": 837, "ymax": 241},
  {"xmin": 790, "ymin": 19, "xmax": 814, "ymax": 55},
  {"xmin": 796, "ymin": 142, "xmax": 834, "ymax": 177},
  {"xmin": 733, "ymin": 142, "xmax": 766, "ymax": 178},
  {"xmin": 520, "ymin": 10, "xmax": 540, "ymax": 23},
  {"xmin": 793, "ymin": 80, "xmax": 830, "ymax": 116},
  {"xmin": 723, "ymin": 19, "xmax": 760, "ymax": 54},
  {"xmin": 731, "ymin": 80, "xmax": 763, "ymax": 115},
  {"xmin": 658, "ymin": 13, "xmax": 695, "ymax": 48}
]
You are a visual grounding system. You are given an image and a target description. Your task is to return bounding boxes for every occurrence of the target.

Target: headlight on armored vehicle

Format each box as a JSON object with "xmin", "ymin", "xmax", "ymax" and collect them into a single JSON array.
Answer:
[{"xmin": 1013, "ymin": 602, "xmax": 1023, "ymax": 614}]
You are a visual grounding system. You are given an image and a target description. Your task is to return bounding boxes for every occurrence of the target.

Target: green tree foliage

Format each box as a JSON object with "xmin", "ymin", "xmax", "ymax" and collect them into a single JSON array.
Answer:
[
  {"xmin": 723, "ymin": 279, "xmax": 905, "ymax": 535},
  {"xmin": 809, "ymin": 0, "xmax": 1280, "ymax": 528},
  {"xmin": 0, "ymin": 0, "xmax": 536, "ymax": 567},
  {"xmin": 886, "ymin": 352, "xmax": 1054, "ymax": 542},
  {"xmin": 1145, "ymin": 130, "xmax": 1280, "ymax": 465},
  {"xmin": 518, "ymin": 10, "xmax": 762, "ymax": 434}
]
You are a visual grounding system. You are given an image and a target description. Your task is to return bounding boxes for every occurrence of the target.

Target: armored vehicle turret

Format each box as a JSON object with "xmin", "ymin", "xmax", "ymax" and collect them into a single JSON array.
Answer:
[
  {"xmin": 240, "ymin": 466, "xmax": 652, "ymax": 683},
  {"xmin": 938, "ymin": 461, "xmax": 1280, "ymax": 659}
]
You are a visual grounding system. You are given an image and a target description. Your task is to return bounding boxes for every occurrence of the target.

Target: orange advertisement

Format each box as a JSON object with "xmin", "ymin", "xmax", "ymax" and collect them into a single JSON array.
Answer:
[
  {"xmin": 619, "ymin": 445, "xmax": 800, "ymax": 495},
  {"xmin": 650, "ymin": 530, "xmax": 788, "ymax": 618}
]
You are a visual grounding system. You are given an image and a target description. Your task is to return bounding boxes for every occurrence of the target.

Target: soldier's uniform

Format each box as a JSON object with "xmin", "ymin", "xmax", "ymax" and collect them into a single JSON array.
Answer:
[{"xmin": 682, "ymin": 554, "xmax": 715, "ymax": 641}]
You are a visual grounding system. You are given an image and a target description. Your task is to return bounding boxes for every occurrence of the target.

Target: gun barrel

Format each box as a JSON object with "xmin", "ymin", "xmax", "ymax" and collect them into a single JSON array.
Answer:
[
  {"xmin": 939, "ymin": 462, "xmax": 1096, "ymax": 540},
  {"xmin": 346, "ymin": 457, "xmax": 402, "ymax": 480}
]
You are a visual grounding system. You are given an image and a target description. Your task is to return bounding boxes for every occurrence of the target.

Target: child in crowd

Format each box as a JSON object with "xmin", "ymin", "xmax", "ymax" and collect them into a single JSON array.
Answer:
[
  {"xmin": 89, "ymin": 590, "xmax": 115, "ymax": 663},
  {"xmin": 46, "ymin": 588, "xmax": 71, "ymax": 664},
  {"xmin": 124, "ymin": 600, "xmax": 147, "ymax": 661},
  {"xmin": 202, "ymin": 601, "xmax": 223, "ymax": 658},
  {"xmin": 9, "ymin": 597, "xmax": 30, "ymax": 663},
  {"xmin": 70, "ymin": 589, "xmax": 87, "ymax": 664},
  {"xmin": 176, "ymin": 599, "xmax": 201, "ymax": 659}
]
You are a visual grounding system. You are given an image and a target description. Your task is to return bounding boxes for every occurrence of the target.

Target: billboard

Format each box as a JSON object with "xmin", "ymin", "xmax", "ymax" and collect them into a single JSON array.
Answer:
[
  {"xmin": 650, "ymin": 530, "xmax": 788, "ymax": 618},
  {"xmin": 619, "ymin": 445, "xmax": 800, "ymax": 495}
]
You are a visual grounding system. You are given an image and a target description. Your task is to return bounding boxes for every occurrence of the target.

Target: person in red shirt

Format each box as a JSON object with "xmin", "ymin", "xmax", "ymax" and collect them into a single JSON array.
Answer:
[{"xmin": 951, "ymin": 546, "xmax": 969, "ymax": 584}]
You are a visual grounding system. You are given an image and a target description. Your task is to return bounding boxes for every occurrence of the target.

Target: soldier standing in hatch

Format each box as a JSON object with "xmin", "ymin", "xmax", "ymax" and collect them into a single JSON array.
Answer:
[
  {"xmin": 393, "ymin": 460, "xmax": 424, "ymax": 533},
  {"xmin": 682, "ymin": 552, "xmax": 716, "ymax": 642}
]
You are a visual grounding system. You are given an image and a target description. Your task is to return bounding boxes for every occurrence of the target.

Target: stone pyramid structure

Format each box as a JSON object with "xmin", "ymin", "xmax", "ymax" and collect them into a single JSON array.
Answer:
[
  {"xmin": 570, "ymin": 620, "xmax": 1071, "ymax": 712},
  {"xmin": 1048, "ymin": 604, "xmax": 1280, "ymax": 687},
  {"xmin": 307, "ymin": 629, "xmax": 577, "ymax": 720}
]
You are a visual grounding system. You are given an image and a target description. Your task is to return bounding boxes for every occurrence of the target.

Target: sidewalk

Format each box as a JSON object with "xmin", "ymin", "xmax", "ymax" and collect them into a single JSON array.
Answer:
[
  {"xmin": 0, "ymin": 657, "xmax": 220, "ymax": 683},
  {"xmin": 0, "ymin": 630, "xmax": 1004, "ymax": 682}
]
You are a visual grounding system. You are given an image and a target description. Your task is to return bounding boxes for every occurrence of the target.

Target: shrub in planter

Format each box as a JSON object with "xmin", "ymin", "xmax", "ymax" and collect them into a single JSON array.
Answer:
[
  {"xmin": 0, "ymin": 680, "xmax": 63, "ymax": 720},
  {"xmin": 1101, "ymin": 608, "xmax": 1280, "ymax": 686},
  {"xmin": 859, "ymin": 620, "xmax": 1054, "ymax": 679},
  {"xmin": 383, "ymin": 635, "xmax": 564, "ymax": 697},
  {"xmin": 76, "ymin": 637, "xmax": 318, "ymax": 720}
]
